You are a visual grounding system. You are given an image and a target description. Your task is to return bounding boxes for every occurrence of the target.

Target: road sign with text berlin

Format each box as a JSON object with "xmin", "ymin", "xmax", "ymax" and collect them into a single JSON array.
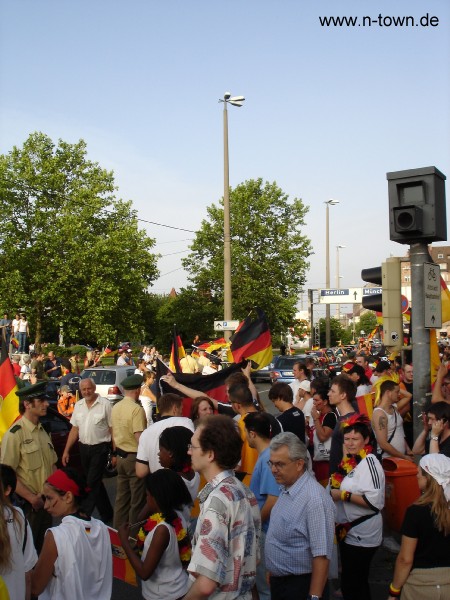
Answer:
[{"xmin": 319, "ymin": 288, "xmax": 370, "ymax": 304}]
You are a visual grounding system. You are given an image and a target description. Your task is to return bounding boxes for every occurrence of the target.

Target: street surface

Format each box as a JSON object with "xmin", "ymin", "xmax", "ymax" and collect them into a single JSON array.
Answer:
[{"xmin": 107, "ymin": 382, "xmax": 395, "ymax": 599}]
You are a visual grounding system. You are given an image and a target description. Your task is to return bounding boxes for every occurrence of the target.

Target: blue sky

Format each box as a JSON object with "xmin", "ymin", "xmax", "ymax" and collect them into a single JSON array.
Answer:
[{"xmin": 1, "ymin": 0, "xmax": 449, "ymax": 320}]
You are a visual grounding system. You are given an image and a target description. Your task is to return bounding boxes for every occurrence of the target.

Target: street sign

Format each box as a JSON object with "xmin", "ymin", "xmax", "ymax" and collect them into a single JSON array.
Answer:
[
  {"xmin": 319, "ymin": 288, "xmax": 364, "ymax": 304},
  {"xmin": 424, "ymin": 262, "xmax": 442, "ymax": 328},
  {"xmin": 401, "ymin": 294, "xmax": 409, "ymax": 314},
  {"xmin": 214, "ymin": 320, "xmax": 240, "ymax": 331},
  {"xmin": 362, "ymin": 287, "xmax": 382, "ymax": 297}
]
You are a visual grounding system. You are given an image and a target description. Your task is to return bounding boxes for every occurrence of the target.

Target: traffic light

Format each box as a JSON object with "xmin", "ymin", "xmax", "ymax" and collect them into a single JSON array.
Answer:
[{"xmin": 361, "ymin": 257, "xmax": 402, "ymax": 348}]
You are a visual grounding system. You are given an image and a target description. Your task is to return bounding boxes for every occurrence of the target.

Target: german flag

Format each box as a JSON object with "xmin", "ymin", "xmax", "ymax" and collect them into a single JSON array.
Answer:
[
  {"xmin": 169, "ymin": 326, "xmax": 186, "ymax": 373},
  {"xmin": 156, "ymin": 357, "xmax": 245, "ymax": 417},
  {"xmin": 0, "ymin": 343, "xmax": 20, "ymax": 441},
  {"xmin": 356, "ymin": 393, "xmax": 375, "ymax": 419},
  {"xmin": 230, "ymin": 308, "xmax": 273, "ymax": 369},
  {"xmin": 108, "ymin": 527, "xmax": 138, "ymax": 586}
]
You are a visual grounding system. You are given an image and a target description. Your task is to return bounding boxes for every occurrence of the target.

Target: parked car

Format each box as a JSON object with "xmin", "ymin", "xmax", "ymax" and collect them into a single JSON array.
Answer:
[
  {"xmin": 250, "ymin": 356, "xmax": 278, "ymax": 383},
  {"xmin": 80, "ymin": 365, "xmax": 136, "ymax": 404},
  {"xmin": 270, "ymin": 355, "xmax": 325, "ymax": 384},
  {"xmin": 40, "ymin": 407, "xmax": 82, "ymax": 469}
]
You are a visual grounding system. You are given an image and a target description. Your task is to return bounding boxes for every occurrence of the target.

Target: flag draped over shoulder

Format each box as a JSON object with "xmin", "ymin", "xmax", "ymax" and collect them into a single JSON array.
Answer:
[
  {"xmin": 230, "ymin": 308, "xmax": 273, "ymax": 369},
  {"xmin": 169, "ymin": 326, "xmax": 186, "ymax": 373},
  {"xmin": 156, "ymin": 357, "xmax": 245, "ymax": 415},
  {"xmin": 0, "ymin": 354, "xmax": 20, "ymax": 440}
]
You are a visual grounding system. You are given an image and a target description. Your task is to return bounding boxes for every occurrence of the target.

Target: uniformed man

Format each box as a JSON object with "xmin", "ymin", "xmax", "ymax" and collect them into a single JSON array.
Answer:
[
  {"xmin": 0, "ymin": 381, "xmax": 57, "ymax": 552},
  {"xmin": 111, "ymin": 374, "xmax": 147, "ymax": 529}
]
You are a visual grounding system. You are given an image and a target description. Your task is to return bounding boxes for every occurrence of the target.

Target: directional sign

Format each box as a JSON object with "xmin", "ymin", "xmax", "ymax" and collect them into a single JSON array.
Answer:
[
  {"xmin": 424, "ymin": 262, "xmax": 442, "ymax": 329},
  {"xmin": 319, "ymin": 288, "xmax": 363, "ymax": 304},
  {"xmin": 362, "ymin": 288, "xmax": 382, "ymax": 297},
  {"xmin": 214, "ymin": 320, "xmax": 240, "ymax": 331}
]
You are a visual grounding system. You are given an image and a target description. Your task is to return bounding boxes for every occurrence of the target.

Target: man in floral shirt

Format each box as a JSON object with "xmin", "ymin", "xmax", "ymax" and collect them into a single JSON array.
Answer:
[{"xmin": 185, "ymin": 415, "xmax": 261, "ymax": 600}]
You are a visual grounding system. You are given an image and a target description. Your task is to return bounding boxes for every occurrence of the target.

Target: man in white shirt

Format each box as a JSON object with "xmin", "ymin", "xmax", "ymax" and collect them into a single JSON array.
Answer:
[
  {"xmin": 136, "ymin": 393, "xmax": 194, "ymax": 477},
  {"xmin": 289, "ymin": 361, "xmax": 310, "ymax": 399},
  {"xmin": 62, "ymin": 378, "xmax": 114, "ymax": 522}
]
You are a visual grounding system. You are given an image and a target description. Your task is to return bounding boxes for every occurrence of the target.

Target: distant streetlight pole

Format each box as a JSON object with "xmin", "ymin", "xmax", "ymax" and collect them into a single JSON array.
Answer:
[
  {"xmin": 219, "ymin": 92, "xmax": 245, "ymax": 340},
  {"xmin": 325, "ymin": 199, "xmax": 339, "ymax": 347},
  {"xmin": 336, "ymin": 244, "xmax": 346, "ymax": 319}
]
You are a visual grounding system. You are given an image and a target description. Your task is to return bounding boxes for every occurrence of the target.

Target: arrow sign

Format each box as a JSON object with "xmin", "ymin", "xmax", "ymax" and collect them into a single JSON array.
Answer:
[{"xmin": 319, "ymin": 288, "xmax": 363, "ymax": 304}]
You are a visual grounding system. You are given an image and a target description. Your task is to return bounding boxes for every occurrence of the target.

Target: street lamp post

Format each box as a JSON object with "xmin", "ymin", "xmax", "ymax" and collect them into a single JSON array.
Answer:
[
  {"xmin": 325, "ymin": 199, "xmax": 339, "ymax": 347},
  {"xmin": 336, "ymin": 244, "xmax": 346, "ymax": 319},
  {"xmin": 219, "ymin": 92, "xmax": 245, "ymax": 341}
]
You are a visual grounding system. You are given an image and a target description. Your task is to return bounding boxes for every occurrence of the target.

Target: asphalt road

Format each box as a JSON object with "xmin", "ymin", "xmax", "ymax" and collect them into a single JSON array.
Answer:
[{"xmin": 106, "ymin": 381, "xmax": 395, "ymax": 599}]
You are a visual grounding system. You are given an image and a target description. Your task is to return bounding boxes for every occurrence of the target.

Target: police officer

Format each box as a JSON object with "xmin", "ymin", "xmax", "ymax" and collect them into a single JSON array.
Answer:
[
  {"xmin": 111, "ymin": 374, "xmax": 147, "ymax": 529},
  {"xmin": 0, "ymin": 381, "xmax": 57, "ymax": 552}
]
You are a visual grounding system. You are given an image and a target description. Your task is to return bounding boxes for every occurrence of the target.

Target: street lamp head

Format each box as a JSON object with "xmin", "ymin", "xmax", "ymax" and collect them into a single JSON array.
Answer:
[
  {"xmin": 337, "ymin": 244, "xmax": 346, "ymax": 249},
  {"xmin": 325, "ymin": 199, "xmax": 340, "ymax": 206},
  {"xmin": 224, "ymin": 91, "xmax": 231, "ymax": 100},
  {"xmin": 229, "ymin": 100, "xmax": 244, "ymax": 107},
  {"xmin": 230, "ymin": 95, "xmax": 245, "ymax": 102}
]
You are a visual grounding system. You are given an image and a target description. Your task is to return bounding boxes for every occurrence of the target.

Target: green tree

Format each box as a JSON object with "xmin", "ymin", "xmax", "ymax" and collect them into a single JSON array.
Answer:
[
  {"xmin": 182, "ymin": 178, "xmax": 312, "ymax": 334},
  {"xmin": 318, "ymin": 318, "xmax": 345, "ymax": 348},
  {"xmin": 152, "ymin": 287, "xmax": 219, "ymax": 352},
  {"xmin": 356, "ymin": 312, "xmax": 378, "ymax": 337},
  {"xmin": 0, "ymin": 132, "xmax": 159, "ymax": 347}
]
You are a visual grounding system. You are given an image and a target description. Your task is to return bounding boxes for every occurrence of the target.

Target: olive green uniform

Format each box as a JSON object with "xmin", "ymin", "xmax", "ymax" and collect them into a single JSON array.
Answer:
[
  {"xmin": 111, "ymin": 396, "xmax": 147, "ymax": 529},
  {"xmin": 1, "ymin": 415, "xmax": 57, "ymax": 550}
]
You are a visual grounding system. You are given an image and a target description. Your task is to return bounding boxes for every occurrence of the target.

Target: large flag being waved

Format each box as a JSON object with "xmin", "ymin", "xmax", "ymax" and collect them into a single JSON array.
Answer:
[
  {"xmin": 0, "ymin": 352, "xmax": 20, "ymax": 441},
  {"xmin": 156, "ymin": 357, "xmax": 246, "ymax": 415},
  {"xmin": 230, "ymin": 308, "xmax": 273, "ymax": 369},
  {"xmin": 169, "ymin": 326, "xmax": 186, "ymax": 373}
]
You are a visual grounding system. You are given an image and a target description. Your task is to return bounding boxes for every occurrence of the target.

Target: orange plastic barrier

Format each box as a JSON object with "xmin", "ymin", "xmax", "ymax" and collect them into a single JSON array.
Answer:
[{"xmin": 383, "ymin": 457, "xmax": 420, "ymax": 532}]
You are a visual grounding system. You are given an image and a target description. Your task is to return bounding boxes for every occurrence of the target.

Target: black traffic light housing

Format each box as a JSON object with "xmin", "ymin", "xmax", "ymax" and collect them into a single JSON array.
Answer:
[
  {"xmin": 361, "ymin": 258, "xmax": 402, "ymax": 349},
  {"xmin": 387, "ymin": 166, "xmax": 447, "ymax": 244}
]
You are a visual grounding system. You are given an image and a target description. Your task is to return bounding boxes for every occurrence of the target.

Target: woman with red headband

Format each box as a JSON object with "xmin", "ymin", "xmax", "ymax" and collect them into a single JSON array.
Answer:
[{"xmin": 30, "ymin": 467, "xmax": 112, "ymax": 599}]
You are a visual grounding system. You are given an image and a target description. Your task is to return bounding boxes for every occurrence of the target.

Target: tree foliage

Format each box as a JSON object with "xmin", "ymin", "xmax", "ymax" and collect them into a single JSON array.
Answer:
[
  {"xmin": 0, "ymin": 132, "xmax": 159, "ymax": 346},
  {"xmin": 318, "ymin": 318, "xmax": 346, "ymax": 347},
  {"xmin": 151, "ymin": 287, "xmax": 219, "ymax": 351},
  {"xmin": 182, "ymin": 178, "xmax": 312, "ymax": 334}
]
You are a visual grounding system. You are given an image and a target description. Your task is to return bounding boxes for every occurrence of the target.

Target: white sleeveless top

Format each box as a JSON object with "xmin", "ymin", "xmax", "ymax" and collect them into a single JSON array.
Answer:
[
  {"xmin": 373, "ymin": 406, "xmax": 406, "ymax": 457},
  {"xmin": 142, "ymin": 519, "xmax": 189, "ymax": 600},
  {"xmin": 39, "ymin": 515, "xmax": 112, "ymax": 600}
]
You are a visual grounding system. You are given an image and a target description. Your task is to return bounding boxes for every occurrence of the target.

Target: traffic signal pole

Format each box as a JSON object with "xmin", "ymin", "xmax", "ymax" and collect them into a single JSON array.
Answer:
[{"xmin": 410, "ymin": 243, "xmax": 432, "ymax": 444}]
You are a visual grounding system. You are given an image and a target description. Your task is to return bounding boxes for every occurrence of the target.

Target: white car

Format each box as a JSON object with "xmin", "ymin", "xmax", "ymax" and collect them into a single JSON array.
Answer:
[{"xmin": 80, "ymin": 365, "xmax": 136, "ymax": 404}]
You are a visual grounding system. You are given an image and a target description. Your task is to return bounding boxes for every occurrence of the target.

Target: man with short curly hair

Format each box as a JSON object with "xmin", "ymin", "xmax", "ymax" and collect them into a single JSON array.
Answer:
[{"xmin": 185, "ymin": 415, "xmax": 261, "ymax": 600}]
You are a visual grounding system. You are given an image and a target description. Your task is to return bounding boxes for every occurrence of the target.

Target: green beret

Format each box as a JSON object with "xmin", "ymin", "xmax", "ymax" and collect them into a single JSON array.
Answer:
[
  {"xmin": 121, "ymin": 374, "xmax": 144, "ymax": 390},
  {"xmin": 16, "ymin": 381, "xmax": 48, "ymax": 401}
]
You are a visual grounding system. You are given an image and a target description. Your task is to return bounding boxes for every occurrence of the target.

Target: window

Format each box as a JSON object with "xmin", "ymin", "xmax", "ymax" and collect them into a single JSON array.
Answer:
[
  {"xmin": 404, "ymin": 276, "xmax": 410, "ymax": 282},
  {"xmin": 438, "ymin": 253, "xmax": 444, "ymax": 259}
]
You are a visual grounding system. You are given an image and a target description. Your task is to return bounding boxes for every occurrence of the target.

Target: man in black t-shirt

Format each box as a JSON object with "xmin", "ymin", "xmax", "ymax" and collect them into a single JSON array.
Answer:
[{"xmin": 268, "ymin": 382, "xmax": 305, "ymax": 443}]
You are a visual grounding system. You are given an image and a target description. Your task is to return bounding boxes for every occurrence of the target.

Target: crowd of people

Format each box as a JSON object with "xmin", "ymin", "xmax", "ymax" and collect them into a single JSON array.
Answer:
[{"xmin": 1, "ymin": 340, "xmax": 450, "ymax": 600}]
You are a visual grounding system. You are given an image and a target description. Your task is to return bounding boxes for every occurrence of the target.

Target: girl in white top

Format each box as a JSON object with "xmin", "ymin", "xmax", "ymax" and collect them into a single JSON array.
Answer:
[
  {"xmin": 31, "ymin": 468, "xmax": 112, "ymax": 600},
  {"xmin": 140, "ymin": 371, "xmax": 157, "ymax": 427},
  {"xmin": 0, "ymin": 466, "xmax": 37, "ymax": 600},
  {"xmin": 119, "ymin": 469, "xmax": 192, "ymax": 600},
  {"xmin": 372, "ymin": 379, "xmax": 414, "ymax": 461}
]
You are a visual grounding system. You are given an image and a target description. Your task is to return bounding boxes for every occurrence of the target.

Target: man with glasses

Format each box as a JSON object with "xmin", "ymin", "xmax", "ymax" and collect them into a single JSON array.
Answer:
[
  {"xmin": 185, "ymin": 415, "xmax": 261, "ymax": 600},
  {"xmin": 0, "ymin": 381, "xmax": 57, "ymax": 552},
  {"xmin": 265, "ymin": 432, "xmax": 335, "ymax": 600}
]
